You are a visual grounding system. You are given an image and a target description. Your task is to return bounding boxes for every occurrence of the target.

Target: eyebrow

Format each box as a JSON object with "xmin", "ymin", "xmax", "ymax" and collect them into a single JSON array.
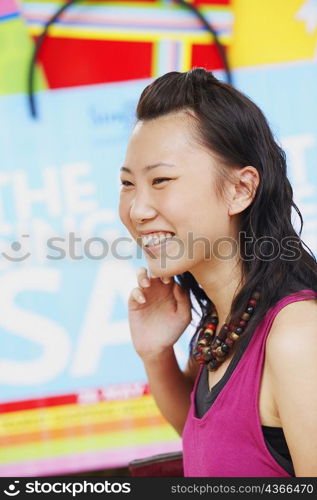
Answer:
[{"xmin": 120, "ymin": 162, "xmax": 176, "ymax": 174}]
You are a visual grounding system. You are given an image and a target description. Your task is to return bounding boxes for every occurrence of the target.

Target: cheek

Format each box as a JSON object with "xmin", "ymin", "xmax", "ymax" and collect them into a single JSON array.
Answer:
[
  {"xmin": 186, "ymin": 193, "xmax": 228, "ymax": 235},
  {"xmin": 118, "ymin": 198, "xmax": 131, "ymax": 228}
]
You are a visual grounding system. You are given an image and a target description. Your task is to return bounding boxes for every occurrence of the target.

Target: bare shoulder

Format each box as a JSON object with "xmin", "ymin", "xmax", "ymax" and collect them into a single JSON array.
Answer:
[
  {"xmin": 264, "ymin": 298, "xmax": 317, "ymax": 476},
  {"xmin": 266, "ymin": 298, "xmax": 317, "ymax": 365}
]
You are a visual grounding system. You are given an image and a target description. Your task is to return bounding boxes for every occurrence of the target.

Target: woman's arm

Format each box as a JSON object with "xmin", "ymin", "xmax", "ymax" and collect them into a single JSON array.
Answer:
[
  {"xmin": 127, "ymin": 268, "xmax": 197, "ymax": 436},
  {"xmin": 143, "ymin": 351, "xmax": 199, "ymax": 435},
  {"xmin": 267, "ymin": 299, "xmax": 317, "ymax": 477}
]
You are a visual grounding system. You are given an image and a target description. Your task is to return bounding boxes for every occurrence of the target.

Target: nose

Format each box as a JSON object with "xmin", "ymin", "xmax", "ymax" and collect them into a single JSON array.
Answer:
[{"xmin": 129, "ymin": 191, "xmax": 157, "ymax": 224}]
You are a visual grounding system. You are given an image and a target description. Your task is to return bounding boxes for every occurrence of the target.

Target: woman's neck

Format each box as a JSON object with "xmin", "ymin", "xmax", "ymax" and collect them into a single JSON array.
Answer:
[{"xmin": 190, "ymin": 257, "xmax": 243, "ymax": 328}]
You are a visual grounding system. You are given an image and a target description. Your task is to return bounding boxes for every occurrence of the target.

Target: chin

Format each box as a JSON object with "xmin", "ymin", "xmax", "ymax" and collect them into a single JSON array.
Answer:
[{"xmin": 147, "ymin": 259, "xmax": 189, "ymax": 278}]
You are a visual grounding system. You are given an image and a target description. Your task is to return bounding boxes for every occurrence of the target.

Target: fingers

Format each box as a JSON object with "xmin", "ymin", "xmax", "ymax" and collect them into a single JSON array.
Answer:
[
  {"xmin": 130, "ymin": 268, "xmax": 176, "ymax": 306},
  {"xmin": 149, "ymin": 268, "xmax": 172, "ymax": 284},
  {"xmin": 136, "ymin": 267, "xmax": 150, "ymax": 288},
  {"xmin": 136, "ymin": 266, "xmax": 172, "ymax": 286},
  {"xmin": 131, "ymin": 287, "xmax": 146, "ymax": 304},
  {"xmin": 160, "ymin": 275, "xmax": 172, "ymax": 284}
]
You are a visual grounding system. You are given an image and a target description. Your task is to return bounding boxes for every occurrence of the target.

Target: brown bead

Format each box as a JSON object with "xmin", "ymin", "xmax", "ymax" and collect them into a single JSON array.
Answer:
[
  {"xmin": 230, "ymin": 332, "xmax": 239, "ymax": 341},
  {"xmin": 221, "ymin": 343, "xmax": 230, "ymax": 353},
  {"xmin": 216, "ymin": 347, "xmax": 226, "ymax": 357},
  {"xmin": 225, "ymin": 338, "xmax": 234, "ymax": 347},
  {"xmin": 252, "ymin": 291, "xmax": 260, "ymax": 300},
  {"xmin": 239, "ymin": 320, "xmax": 247, "ymax": 327},
  {"xmin": 235, "ymin": 327, "xmax": 244, "ymax": 335},
  {"xmin": 204, "ymin": 328, "xmax": 214, "ymax": 335},
  {"xmin": 241, "ymin": 312, "xmax": 250, "ymax": 321},
  {"xmin": 201, "ymin": 347, "xmax": 212, "ymax": 361},
  {"xmin": 210, "ymin": 338, "xmax": 221, "ymax": 348}
]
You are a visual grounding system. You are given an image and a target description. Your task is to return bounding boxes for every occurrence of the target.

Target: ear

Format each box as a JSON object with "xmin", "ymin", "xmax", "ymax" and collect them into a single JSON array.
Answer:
[{"xmin": 227, "ymin": 166, "xmax": 259, "ymax": 216}]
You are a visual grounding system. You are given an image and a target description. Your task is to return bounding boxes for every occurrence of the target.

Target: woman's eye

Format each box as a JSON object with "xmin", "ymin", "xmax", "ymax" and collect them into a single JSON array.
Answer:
[
  {"xmin": 120, "ymin": 178, "xmax": 171, "ymax": 188},
  {"xmin": 153, "ymin": 177, "xmax": 171, "ymax": 185}
]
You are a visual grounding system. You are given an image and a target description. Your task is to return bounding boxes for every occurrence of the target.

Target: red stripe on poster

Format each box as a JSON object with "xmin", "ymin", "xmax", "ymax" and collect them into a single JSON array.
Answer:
[
  {"xmin": 0, "ymin": 394, "xmax": 77, "ymax": 413},
  {"xmin": 34, "ymin": 37, "xmax": 153, "ymax": 89},
  {"xmin": 0, "ymin": 384, "xmax": 151, "ymax": 413},
  {"xmin": 191, "ymin": 42, "xmax": 228, "ymax": 71}
]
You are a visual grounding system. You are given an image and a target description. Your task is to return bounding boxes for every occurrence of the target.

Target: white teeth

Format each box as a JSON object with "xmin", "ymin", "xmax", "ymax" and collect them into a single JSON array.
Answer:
[{"xmin": 141, "ymin": 232, "xmax": 174, "ymax": 247}]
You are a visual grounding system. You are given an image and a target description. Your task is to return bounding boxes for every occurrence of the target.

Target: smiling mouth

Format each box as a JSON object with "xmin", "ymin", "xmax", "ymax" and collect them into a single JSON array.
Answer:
[
  {"xmin": 141, "ymin": 233, "xmax": 175, "ymax": 249},
  {"xmin": 142, "ymin": 236, "xmax": 176, "ymax": 258}
]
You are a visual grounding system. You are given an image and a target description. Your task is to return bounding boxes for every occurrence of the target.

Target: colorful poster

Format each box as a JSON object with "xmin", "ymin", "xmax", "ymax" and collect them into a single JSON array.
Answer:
[
  {"xmin": 0, "ymin": 0, "xmax": 233, "ymax": 476},
  {"xmin": 230, "ymin": 0, "xmax": 317, "ymax": 254}
]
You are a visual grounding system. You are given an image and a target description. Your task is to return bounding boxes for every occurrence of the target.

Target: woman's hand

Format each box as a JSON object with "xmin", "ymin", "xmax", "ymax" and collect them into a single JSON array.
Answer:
[{"xmin": 128, "ymin": 266, "xmax": 192, "ymax": 361}]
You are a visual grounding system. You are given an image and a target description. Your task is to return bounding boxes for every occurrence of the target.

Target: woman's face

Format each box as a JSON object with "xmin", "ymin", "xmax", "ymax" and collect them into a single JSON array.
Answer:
[{"xmin": 119, "ymin": 111, "xmax": 235, "ymax": 278}]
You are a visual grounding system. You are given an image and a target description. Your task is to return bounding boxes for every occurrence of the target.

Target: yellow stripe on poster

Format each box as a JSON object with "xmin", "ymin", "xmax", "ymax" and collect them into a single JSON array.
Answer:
[
  {"xmin": 0, "ymin": 395, "xmax": 160, "ymax": 436},
  {"xmin": 27, "ymin": 24, "xmax": 231, "ymax": 45},
  {"xmin": 180, "ymin": 40, "xmax": 193, "ymax": 72},
  {"xmin": 151, "ymin": 40, "xmax": 159, "ymax": 77},
  {"xmin": 230, "ymin": 0, "xmax": 317, "ymax": 68},
  {"xmin": 0, "ymin": 424, "xmax": 177, "ymax": 464}
]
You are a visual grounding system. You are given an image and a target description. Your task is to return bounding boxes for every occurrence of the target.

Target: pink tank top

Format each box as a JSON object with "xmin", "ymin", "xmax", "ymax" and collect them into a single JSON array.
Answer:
[{"xmin": 182, "ymin": 289, "xmax": 317, "ymax": 477}]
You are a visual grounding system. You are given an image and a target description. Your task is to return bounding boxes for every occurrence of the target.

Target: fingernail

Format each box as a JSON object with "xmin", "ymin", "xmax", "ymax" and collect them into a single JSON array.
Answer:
[
  {"xmin": 141, "ymin": 278, "xmax": 150, "ymax": 287},
  {"xmin": 138, "ymin": 295, "xmax": 146, "ymax": 303},
  {"xmin": 161, "ymin": 277, "xmax": 171, "ymax": 284}
]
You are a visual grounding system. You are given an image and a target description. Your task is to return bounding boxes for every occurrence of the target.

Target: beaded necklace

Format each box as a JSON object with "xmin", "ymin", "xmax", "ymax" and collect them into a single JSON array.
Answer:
[{"xmin": 192, "ymin": 291, "xmax": 260, "ymax": 371}]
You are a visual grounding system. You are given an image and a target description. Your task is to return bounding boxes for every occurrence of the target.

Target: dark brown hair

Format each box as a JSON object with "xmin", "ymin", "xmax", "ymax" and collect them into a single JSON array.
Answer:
[{"xmin": 136, "ymin": 68, "xmax": 317, "ymax": 353}]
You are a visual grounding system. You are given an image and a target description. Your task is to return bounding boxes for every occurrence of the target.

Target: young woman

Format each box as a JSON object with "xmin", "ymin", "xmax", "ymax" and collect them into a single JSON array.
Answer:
[{"xmin": 118, "ymin": 68, "xmax": 317, "ymax": 477}]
